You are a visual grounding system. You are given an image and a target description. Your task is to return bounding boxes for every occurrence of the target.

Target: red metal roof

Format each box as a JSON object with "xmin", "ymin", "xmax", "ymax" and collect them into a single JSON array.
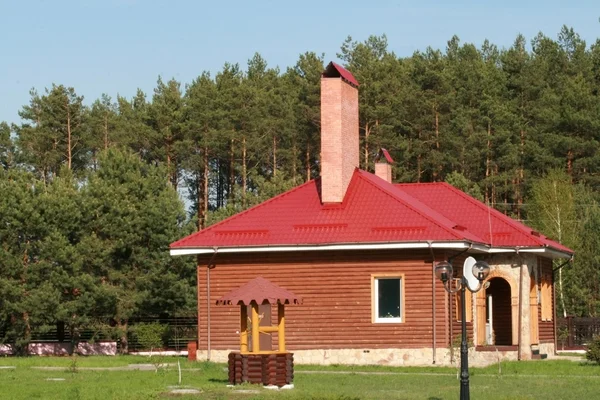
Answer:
[
  {"xmin": 216, "ymin": 277, "xmax": 302, "ymax": 306},
  {"xmin": 171, "ymin": 169, "xmax": 573, "ymax": 255},
  {"xmin": 323, "ymin": 62, "xmax": 359, "ymax": 87},
  {"xmin": 396, "ymin": 182, "xmax": 573, "ymax": 253}
]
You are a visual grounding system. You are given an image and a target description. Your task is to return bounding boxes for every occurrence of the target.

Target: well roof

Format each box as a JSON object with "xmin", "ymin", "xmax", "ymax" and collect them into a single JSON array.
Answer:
[{"xmin": 216, "ymin": 277, "xmax": 302, "ymax": 306}]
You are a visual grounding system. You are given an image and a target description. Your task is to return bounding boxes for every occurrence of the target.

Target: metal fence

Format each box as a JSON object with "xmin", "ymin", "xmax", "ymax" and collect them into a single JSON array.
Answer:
[
  {"xmin": 557, "ymin": 317, "xmax": 600, "ymax": 349},
  {"xmin": 21, "ymin": 317, "xmax": 197, "ymax": 352}
]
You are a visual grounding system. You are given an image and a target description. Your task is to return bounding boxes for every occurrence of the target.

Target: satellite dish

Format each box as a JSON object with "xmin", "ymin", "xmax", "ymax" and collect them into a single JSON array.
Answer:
[{"xmin": 463, "ymin": 256, "xmax": 480, "ymax": 292}]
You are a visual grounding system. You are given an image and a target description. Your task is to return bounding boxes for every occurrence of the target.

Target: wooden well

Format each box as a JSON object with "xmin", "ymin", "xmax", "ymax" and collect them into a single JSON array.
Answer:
[{"xmin": 216, "ymin": 277, "xmax": 301, "ymax": 387}]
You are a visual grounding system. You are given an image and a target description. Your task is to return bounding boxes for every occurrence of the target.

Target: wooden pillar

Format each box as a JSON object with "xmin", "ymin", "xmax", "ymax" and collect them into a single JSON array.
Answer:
[
  {"xmin": 278, "ymin": 303, "xmax": 286, "ymax": 352},
  {"xmin": 251, "ymin": 302, "xmax": 260, "ymax": 353},
  {"xmin": 530, "ymin": 280, "xmax": 539, "ymax": 345},
  {"xmin": 476, "ymin": 289, "xmax": 486, "ymax": 345},
  {"xmin": 240, "ymin": 305, "xmax": 248, "ymax": 352}
]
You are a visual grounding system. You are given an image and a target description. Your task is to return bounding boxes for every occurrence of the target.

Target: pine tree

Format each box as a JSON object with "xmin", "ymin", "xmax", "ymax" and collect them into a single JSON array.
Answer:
[{"xmin": 78, "ymin": 149, "xmax": 188, "ymax": 352}]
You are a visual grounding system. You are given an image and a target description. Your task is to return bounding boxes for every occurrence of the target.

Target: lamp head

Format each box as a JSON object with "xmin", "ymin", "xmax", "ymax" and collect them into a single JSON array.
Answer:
[
  {"xmin": 472, "ymin": 261, "xmax": 490, "ymax": 282},
  {"xmin": 434, "ymin": 261, "xmax": 453, "ymax": 283}
]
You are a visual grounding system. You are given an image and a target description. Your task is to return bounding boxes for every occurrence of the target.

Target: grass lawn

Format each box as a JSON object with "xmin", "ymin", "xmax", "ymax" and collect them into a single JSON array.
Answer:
[{"xmin": 0, "ymin": 356, "xmax": 598, "ymax": 399}]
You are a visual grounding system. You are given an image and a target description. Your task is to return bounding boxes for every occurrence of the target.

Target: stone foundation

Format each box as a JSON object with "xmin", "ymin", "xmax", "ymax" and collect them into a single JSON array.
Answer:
[
  {"xmin": 199, "ymin": 347, "xmax": 521, "ymax": 367},
  {"xmin": 0, "ymin": 344, "xmax": 14, "ymax": 356},
  {"xmin": 539, "ymin": 343, "xmax": 555, "ymax": 356},
  {"xmin": 28, "ymin": 343, "xmax": 72, "ymax": 356},
  {"xmin": 76, "ymin": 341, "xmax": 117, "ymax": 356}
]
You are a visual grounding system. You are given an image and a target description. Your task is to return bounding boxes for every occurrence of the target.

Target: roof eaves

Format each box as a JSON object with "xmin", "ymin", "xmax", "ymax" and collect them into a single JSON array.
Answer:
[{"xmin": 438, "ymin": 182, "xmax": 565, "ymax": 249}]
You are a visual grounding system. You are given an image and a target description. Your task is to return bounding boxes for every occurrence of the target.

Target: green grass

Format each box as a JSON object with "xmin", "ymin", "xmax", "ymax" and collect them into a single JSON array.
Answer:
[
  {"xmin": 0, "ymin": 356, "xmax": 598, "ymax": 399},
  {"xmin": 0, "ymin": 354, "xmax": 201, "ymax": 368}
]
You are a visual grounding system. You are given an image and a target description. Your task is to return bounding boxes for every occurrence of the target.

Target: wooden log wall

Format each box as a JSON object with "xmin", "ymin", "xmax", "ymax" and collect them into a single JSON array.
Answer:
[
  {"xmin": 228, "ymin": 352, "xmax": 293, "ymax": 386},
  {"xmin": 198, "ymin": 249, "xmax": 453, "ymax": 352}
]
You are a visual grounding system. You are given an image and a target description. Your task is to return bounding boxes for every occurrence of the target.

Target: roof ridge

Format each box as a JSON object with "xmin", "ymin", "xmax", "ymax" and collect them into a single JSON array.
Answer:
[
  {"xmin": 357, "ymin": 171, "xmax": 476, "ymax": 241},
  {"xmin": 439, "ymin": 182, "xmax": 548, "ymax": 247},
  {"xmin": 395, "ymin": 182, "xmax": 444, "ymax": 186},
  {"xmin": 170, "ymin": 179, "xmax": 317, "ymax": 248}
]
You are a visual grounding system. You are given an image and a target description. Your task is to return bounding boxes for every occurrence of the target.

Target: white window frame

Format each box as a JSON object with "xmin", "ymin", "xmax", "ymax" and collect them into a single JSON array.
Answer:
[{"xmin": 372, "ymin": 274, "xmax": 405, "ymax": 323}]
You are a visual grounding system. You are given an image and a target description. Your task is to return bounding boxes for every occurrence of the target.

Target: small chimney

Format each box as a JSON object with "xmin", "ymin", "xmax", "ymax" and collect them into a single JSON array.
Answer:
[
  {"xmin": 374, "ymin": 148, "xmax": 394, "ymax": 183},
  {"xmin": 320, "ymin": 62, "xmax": 359, "ymax": 203}
]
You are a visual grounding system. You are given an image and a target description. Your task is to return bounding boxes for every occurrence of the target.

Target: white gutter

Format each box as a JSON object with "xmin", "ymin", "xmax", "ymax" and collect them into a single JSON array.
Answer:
[{"xmin": 170, "ymin": 241, "xmax": 572, "ymax": 259}]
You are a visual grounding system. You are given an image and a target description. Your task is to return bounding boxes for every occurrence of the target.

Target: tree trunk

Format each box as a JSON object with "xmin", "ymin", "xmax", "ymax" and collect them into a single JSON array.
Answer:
[
  {"xmin": 435, "ymin": 105, "xmax": 440, "ymax": 150},
  {"xmin": 272, "ymin": 134, "xmax": 277, "ymax": 177},
  {"xmin": 292, "ymin": 141, "xmax": 297, "ymax": 183},
  {"xmin": 242, "ymin": 136, "xmax": 247, "ymax": 208},
  {"xmin": 21, "ymin": 245, "xmax": 31, "ymax": 352},
  {"xmin": 196, "ymin": 171, "xmax": 203, "ymax": 231},
  {"xmin": 119, "ymin": 321, "xmax": 129, "ymax": 354},
  {"xmin": 553, "ymin": 181, "xmax": 568, "ymax": 317},
  {"xmin": 363, "ymin": 123, "xmax": 370, "ymax": 170},
  {"xmin": 203, "ymin": 147, "xmax": 209, "ymax": 226},
  {"xmin": 567, "ymin": 149, "xmax": 573, "ymax": 177},
  {"xmin": 229, "ymin": 138, "xmax": 235, "ymax": 202},
  {"xmin": 417, "ymin": 153, "xmax": 422, "ymax": 183},
  {"xmin": 305, "ymin": 143, "xmax": 311, "ymax": 182},
  {"xmin": 66, "ymin": 100, "xmax": 72, "ymax": 170},
  {"xmin": 518, "ymin": 129, "xmax": 525, "ymax": 218},
  {"xmin": 485, "ymin": 121, "xmax": 491, "ymax": 203},
  {"xmin": 166, "ymin": 138, "xmax": 172, "ymax": 185},
  {"xmin": 559, "ymin": 268, "xmax": 567, "ymax": 318},
  {"xmin": 104, "ymin": 111, "xmax": 109, "ymax": 150}
]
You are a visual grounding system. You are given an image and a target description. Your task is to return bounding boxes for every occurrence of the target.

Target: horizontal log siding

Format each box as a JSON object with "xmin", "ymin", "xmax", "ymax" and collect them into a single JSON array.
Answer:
[
  {"xmin": 197, "ymin": 250, "xmax": 450, "ymax": 351},
  {"xmin": 539, "ymin": 258, "xmax": 555, "ymax": 343}
]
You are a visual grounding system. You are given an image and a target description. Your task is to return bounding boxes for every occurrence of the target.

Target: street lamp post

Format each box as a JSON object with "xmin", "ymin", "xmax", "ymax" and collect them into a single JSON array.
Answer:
[{"xmin": 435, "ymin": 257, "xmax": 490, "ymax": 400}]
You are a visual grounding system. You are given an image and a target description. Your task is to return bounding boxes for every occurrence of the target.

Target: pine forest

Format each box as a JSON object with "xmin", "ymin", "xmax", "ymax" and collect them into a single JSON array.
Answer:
[{"xmin": 2, "ymin": 27, "xmax": 600, "ymax": 350}]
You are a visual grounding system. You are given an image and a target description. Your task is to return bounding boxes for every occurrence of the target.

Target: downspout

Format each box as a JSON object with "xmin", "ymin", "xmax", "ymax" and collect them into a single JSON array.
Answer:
[
  {"xmin": 552, "ymin": 257, "xmax": 573, "ymax": 355},
  {"xmin": 428, "ymin": 242, "xmax": 436, "ymax": 364},
  {"xmin": 552, "ymin": 257, "xmax": 572, "ymax": 274},
  {"xmin": 205, "ymin": 247, "xmax": 219, "ymax": 361},
  {"xmin": 447, "ymin": 245, "xmax": 472, "ymax": 264},
  {"xmin": 517, "ymin": 248, "xmax": 523, "ymax": 361}
]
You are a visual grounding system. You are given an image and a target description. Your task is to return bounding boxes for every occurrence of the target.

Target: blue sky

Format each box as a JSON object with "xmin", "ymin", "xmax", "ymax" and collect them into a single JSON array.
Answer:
[{"xmin": 1, "ymin": 0, "xmax": 598, "ymax": 125}]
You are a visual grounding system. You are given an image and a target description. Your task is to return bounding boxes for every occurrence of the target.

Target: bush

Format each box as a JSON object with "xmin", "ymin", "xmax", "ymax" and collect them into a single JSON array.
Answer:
[
  {"xmin": 133, "ymin": 323, "xmax": 167, "ymax": 354},
  {"xmin": 585, "ymin": 336, "xmax": 600, "ymax": 364}
]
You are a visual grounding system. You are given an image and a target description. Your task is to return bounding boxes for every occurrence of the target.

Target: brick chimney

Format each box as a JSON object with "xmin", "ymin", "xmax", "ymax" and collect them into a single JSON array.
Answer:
[
  {"xmin": 320, "ymin": 62, "xmax": 359, "ymax": 204},
  {"xmin": 374, "ymin": 148, "xmax": 394, "ymax": 183}
]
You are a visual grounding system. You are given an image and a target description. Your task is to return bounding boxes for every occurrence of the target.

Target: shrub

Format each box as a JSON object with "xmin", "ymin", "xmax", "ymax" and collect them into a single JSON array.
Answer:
[
  {"xmin": 585, "ymin": 336, "xmax": 600, "ymax": 364},
  {"xmin": 133, "ymin": 323, "xmax": 167, "ymax": 354}
]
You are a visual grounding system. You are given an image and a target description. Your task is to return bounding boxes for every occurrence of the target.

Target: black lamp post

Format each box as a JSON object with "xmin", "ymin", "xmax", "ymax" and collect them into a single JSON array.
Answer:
[{"xmin": 435, "ymin": 258, "xmax": 490, "ymax": 400}]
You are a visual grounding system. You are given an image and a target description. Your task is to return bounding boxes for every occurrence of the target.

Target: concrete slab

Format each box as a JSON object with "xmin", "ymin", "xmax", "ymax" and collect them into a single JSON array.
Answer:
[{"xmin": 169, "ymin": 389, "xmax": 201, "ymax": 394}]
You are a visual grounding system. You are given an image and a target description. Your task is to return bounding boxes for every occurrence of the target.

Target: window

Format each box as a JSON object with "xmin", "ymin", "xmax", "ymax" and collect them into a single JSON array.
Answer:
[{"xmin": 372, "ymin": 275, "xmax": 404, "ymax": 323}]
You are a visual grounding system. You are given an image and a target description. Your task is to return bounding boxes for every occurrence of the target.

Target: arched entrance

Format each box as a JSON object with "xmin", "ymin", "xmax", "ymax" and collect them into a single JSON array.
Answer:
[{"xmin": 485, "ymin": 277, "xmax": 513, "ymax": 345}]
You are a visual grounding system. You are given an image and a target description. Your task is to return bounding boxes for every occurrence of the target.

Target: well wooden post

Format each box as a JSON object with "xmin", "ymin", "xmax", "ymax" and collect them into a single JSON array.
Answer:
[
  {"xmin": 240, "ymin": 305, "xmax": 248, "ymax": 353},
  {"xmin": 251, "ymin": 302, "xmax": 260, "ymax": 353},
  {"xmin": 278, "ymin": 303, "xmax": 285, "ymax": 352}
]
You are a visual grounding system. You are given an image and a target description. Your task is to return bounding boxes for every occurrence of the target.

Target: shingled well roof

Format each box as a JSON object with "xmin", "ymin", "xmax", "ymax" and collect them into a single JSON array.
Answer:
[{"xmin": 216, "ymin": 277, "xmax": 302, "ymax": 306}]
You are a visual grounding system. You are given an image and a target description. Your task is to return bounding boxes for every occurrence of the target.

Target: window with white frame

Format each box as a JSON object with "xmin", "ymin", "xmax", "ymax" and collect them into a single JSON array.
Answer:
[{"xmin": 372, "ymin": 275, "xmax": 404, "ymax": 323}]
